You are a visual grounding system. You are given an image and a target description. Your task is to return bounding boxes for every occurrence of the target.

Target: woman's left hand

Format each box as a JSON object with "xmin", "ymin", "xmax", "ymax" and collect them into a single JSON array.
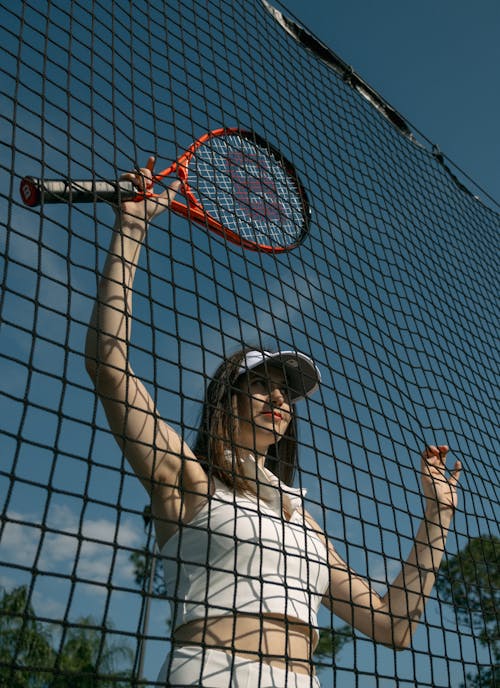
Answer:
[{"xmin": 421, "ymin": 445, "xmax": 461, "ymax": 513}]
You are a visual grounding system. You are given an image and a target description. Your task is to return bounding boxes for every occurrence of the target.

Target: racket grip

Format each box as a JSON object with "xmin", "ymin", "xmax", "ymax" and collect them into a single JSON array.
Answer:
[{"xmin": 20, "ymin": 177, "xmax": 137, "ymax": 207}]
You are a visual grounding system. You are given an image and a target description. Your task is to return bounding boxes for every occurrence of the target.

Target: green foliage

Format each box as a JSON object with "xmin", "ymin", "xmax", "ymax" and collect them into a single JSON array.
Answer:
[
  {"xmin": 437, "ymin": 535, "xmax": 499, "ymax": 631},
  {"xmin": 436, "ymin": 535, "xmax": 499, "ymax": 640},
  {"xmin": 0, "ymin": 586, "xmax": 54, "ymax": 687},
  {"xmin": 436, "ymin": 535, "xmax": 499, "ymax": 687},
  {"xmin": 129, "ymin": 506, "xmax": 166, "ymax": 598},
  {"xmin": 51, "ymin": 618, "xmax": 134, "ymax": 688},
  {"xmin": 0, "ymin": 586, "xmax": 134, "ymax": 687},
  {"xmin": 314, "ymin": 624, "xmax": 353, "ymax": 670},
  {"xmin": 129, "ymin": 547, "xmax": 165, "ymax": 597},
  {"xmin": 462, "ymin": 662, "xmax": 500, "ymax": 688}
]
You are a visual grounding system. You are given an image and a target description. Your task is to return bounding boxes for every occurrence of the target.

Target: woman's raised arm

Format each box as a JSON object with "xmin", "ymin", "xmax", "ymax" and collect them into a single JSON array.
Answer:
[
  {"xmin": 308, "ymin": 445, "xmax": 461, "ymax": 649},
  {"xmin": 85, "ymin": 158, "xmax": 209, "ymax": 546}
]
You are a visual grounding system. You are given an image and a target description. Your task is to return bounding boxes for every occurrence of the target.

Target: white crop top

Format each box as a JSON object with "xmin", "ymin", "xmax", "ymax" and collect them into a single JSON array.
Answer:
[{"xmin": 160, "ymin": 455, "xmax": 330, "ymax": 643}]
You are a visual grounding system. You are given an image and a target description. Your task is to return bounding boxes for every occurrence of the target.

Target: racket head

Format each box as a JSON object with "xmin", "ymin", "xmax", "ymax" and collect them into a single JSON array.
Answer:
[{"xmin": 173, "ymin": 128, "xmax": 311, "ymax": 253}]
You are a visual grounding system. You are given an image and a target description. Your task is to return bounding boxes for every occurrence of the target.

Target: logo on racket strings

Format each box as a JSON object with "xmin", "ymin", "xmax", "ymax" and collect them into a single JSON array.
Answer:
[{"xmin": 226, "ymin": 151, "xmax": 282, "ymax": 223}]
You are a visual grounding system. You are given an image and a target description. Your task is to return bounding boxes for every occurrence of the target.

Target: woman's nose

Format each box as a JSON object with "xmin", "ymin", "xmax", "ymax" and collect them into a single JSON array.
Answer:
[{"xmin": 270, "ymin": 386, "xmax": 285, "ymax": 405}]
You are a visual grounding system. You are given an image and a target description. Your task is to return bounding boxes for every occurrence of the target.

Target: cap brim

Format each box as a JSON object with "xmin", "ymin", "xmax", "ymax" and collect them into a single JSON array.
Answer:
[
  {"xmin": 266, "ymin": 352, "xmax": 321, "ymax": 401},
  {"xmin": 238, "ymin": 350, "xmax": 321, "ymax": 401}
]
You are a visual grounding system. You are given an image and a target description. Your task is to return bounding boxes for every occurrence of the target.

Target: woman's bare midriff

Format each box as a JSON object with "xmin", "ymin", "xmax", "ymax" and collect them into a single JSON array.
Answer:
[{"xmin": 173, "ymin": 614, "xmax": 316, "ymax": 676}]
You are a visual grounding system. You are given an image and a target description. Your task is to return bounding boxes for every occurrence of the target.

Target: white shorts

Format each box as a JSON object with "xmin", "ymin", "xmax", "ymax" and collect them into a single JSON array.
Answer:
[{"xmin": 157, "ymin": 645, "xmax": 321, "ymax": 687}]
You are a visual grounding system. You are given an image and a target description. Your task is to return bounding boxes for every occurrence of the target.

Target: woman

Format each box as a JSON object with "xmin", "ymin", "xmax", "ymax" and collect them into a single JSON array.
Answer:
[{"xmin": 85, "ymin": 158, "xmax": 462, "ymax": 687}]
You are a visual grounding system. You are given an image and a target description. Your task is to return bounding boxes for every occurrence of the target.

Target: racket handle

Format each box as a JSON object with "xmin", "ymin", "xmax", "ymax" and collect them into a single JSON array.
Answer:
[{"xmin": 20, "ymin": 177, "xmax": 137, "ymax": 207}]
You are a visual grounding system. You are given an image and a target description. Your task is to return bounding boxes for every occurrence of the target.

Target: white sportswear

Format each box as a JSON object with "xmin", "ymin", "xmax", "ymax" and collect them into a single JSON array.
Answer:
[{"xmin": 160, "ymin": 454, "xmax": 329, "ymax": 644}]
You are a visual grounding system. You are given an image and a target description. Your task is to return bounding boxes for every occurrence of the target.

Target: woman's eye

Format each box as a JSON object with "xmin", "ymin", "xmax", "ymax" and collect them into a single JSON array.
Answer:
[
  {"xmin": 249, "ymin": 378, "xmax": 290, "ymax": 401},
  {"xmin": 250, "ymin": 378, "xmax": 269, "ymax": 394}
]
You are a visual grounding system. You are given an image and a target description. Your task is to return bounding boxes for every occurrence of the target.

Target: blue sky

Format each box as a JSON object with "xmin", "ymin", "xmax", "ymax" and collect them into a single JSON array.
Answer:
[
  {"xmin": 279, "ymin": 0, "xmax": 500, "ymax": 208},
  {"xmin": 0, "ymin": 1, "xmax": 498, "ymax": 687}
]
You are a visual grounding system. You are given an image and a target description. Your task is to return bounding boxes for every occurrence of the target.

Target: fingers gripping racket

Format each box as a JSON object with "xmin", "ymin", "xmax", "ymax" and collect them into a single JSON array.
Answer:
[{"xmin": 20, "ymin": 128, "xmax": 310, "ymax": 253}]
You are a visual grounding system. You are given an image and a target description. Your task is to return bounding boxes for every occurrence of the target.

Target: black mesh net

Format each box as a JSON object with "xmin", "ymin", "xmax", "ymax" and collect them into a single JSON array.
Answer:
[{"xmin": 1, "ymin": 1, "xmax": 498, "ymax": 686}]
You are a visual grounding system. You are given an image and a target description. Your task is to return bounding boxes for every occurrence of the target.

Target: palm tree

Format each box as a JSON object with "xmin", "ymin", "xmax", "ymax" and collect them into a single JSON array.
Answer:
[{"xmin": 0, "ymin": 586, "xmax": 134, "ymax": 687}]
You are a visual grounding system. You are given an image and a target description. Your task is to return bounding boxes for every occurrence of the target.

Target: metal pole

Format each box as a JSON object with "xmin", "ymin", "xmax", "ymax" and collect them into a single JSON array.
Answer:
[{"xmin": 136, "ymin": 545, "xmax": 157, "ymax": 686}]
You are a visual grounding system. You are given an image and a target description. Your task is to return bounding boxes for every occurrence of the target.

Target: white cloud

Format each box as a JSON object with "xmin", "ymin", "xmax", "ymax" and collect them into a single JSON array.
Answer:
[
  {"xmin": 367, "ymin": 555, "xmax": 401, "ymax": 595},
  {"xmin": 0, "ymin": 507, "xmax": 143, "ymax": 594},
  {"xmin": 32, "ymin": 590, "xmax": 67, "ymax": 620},
  {"xmin": 0, "ymin": 572, "xmax": 20, "ymax": 592},
  {"xmin": 0, "ymin": 519, "xmax": 41, "ymax": 567}
]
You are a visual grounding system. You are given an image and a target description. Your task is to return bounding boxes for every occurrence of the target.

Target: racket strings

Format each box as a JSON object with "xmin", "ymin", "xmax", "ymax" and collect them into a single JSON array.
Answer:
[{"xmin": 187, "ymin": 134, "xmax": 306, "ymax": 248}]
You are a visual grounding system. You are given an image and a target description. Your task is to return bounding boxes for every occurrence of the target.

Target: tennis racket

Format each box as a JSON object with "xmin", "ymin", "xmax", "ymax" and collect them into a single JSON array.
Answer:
[{"xmin": 20, "ymin": 127, "xmax": 310, "ymax": 253}]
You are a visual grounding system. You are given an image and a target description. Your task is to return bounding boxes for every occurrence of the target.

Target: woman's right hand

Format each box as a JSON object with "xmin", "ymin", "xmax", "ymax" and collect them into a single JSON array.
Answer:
[{"xmin": 117, "ymin": 156, "xmax": 181, "ymax": 224}]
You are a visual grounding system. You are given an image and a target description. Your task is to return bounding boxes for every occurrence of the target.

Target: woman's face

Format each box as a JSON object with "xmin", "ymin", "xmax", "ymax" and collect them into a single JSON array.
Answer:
[{"xmin": 235, "ymin": 365, "xmax": 293, "ymax": 455}]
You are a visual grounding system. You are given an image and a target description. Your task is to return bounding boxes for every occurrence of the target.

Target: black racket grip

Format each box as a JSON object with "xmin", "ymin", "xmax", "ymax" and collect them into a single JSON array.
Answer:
[{"xmin": 20, "ymin": 177, "xmax": 137, "ymax": 207}]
